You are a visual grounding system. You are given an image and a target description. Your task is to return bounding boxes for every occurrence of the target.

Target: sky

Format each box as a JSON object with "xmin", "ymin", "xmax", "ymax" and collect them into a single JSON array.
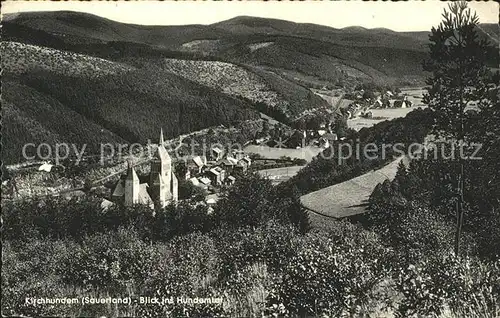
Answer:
[{"xmin": 2, "ymin": 0, "xmax": 498, "ymax": 32}]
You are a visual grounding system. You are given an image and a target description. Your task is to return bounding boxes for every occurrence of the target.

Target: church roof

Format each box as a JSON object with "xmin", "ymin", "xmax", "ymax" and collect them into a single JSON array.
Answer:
[
  {"xmin": 112, "ymin": 180, "xmax": 125, "ymax": 197},
  {"xmin": 159, "ymin": 128, "xmax": 165, "ymax": 147},
  {"xmin": 154, "ymin": 128, "xmax": 171, "ymax": 161},
  {"xmin": 192, "ymin": 156, "xmax": 205, "ymax": 168},
  {"xmin": 126, "ymin": 164, "xmax": 139, "ymax": 181}
]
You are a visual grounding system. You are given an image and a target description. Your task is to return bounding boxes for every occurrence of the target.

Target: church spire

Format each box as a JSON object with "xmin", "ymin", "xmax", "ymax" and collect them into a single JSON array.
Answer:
[
  {"xmin": 159, "ymin": 128, "xmax": 165, "ymax": 146},
  {"xmin": 125, "ymin": 160, "xmax": 139, "ymax": 181}
]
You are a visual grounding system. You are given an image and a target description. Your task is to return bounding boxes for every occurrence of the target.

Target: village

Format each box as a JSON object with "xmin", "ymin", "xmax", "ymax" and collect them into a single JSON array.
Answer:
[{"xmin": 0, "ymin": 86, "xmax": 427, "ymax": 214}]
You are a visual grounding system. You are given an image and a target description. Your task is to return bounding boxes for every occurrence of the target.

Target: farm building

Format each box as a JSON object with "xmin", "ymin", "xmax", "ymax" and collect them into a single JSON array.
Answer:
[
  {"xmin": 210, "ymin": 147, "xmax": 224, "ymax": 161},
  {"xmin": 393, "ymin": 97, "xmax": 413, "ymax": 108}
]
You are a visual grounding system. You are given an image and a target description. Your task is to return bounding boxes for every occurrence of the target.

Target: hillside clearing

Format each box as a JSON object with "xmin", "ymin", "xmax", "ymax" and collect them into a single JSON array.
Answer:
[
  {"xmin": 348, "ymin": 106, "xmax": 427, "ymax": 131},
  {"xmin": 300, "ymin": 156, "xmax": 409, "ymax": 219},
  {"xmin": 257, "ymin": 165, "xmax": 305, "ymax": 184},
  {"xmin": 244, "ymin": 145, "xmax": 323, "ymax": 162}
]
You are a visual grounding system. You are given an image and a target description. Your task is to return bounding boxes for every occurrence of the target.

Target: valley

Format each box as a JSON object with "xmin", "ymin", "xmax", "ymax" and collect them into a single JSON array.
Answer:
[{"xmin": 2, "ymin": 5, "xmax": 499, "ymax": 317}]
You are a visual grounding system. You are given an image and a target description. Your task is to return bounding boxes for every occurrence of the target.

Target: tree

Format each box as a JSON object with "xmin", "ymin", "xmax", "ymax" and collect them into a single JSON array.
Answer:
[
  {"xmin": 213, "ymin": 173, "xmax": 277, "ymax": 228},
  {"xmin": 362, "ymin": 90, "xmax": 375, "ymax": 100},
  {"xmin": 423, "ymin": 1, "xmax": 492, "ymax": 256}
]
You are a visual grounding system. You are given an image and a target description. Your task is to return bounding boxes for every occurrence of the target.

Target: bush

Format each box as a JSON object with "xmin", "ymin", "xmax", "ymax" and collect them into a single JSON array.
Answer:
[
  {"xmin": 136, "ymin": 232, "xmax": 224, "ymax": 317},
  {"xmin": 395, "ymin": 255, "xmax": 500, "ymax": 317},
  {"xmin": 60, "ymin": 228, "xmax": 159, "ymax": 291},
  {"xmin": 1, "ymin": 239, "xmax": 79, "ymax": 317},
  {"xmin": 266, "ymin": 228, "xmax": 392, "ymax": 317}
]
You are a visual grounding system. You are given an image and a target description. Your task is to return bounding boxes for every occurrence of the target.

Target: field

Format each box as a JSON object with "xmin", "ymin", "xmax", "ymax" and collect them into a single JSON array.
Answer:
[
  {"xmin": 348, "ymin": 87, "xmax": 427, "ymax": 131},
  {"xmin": 257, "ymin": 165, "xmax": 305, "ymax": 185},
  {"xmin": 400, "ymin": 87, "xmax": 426, "ymax": 106},
  {"xmin": 244, "ymin": 145, "xmax": 323, "ymax": 162},
  {"xmin": 348, "ymin": 106, "xmax": 427, "ymax": 131},
  {"xmin": 300, "ymin": 156, "xmax": 408, "ymax": 218}
]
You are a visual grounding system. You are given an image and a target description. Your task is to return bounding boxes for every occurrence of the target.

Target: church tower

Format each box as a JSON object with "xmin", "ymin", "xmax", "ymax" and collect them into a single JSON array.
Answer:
[
  {"xmin": 149, "ymin": 128, "xmax": 173, "ymax": 207},
  {"xmin": 124, "ymin": 162, "xmax": 139, "ymax": 206}
]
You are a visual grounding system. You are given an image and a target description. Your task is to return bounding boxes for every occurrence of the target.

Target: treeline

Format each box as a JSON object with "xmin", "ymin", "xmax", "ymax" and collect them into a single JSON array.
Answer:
[
  {"xmin": 363, "ymin": 156, "xmax": 500, "ymax": 317},
  {"xmin": 3, "ymin": 22, "xmax": 225, "ymax": 63},
  {"xmin": 2, "ymin": 173, "xmax": 308, "ymax": 242}
]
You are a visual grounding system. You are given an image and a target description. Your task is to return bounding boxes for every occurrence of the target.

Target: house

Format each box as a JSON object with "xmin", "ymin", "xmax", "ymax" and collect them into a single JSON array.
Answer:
[
  {"xmin": 210, "ymin": 147, "xmax": 224, "ymax": 161},
  {"xmin": 319, "ymin": 139, "xmax": 330, "ymax": 149},
  {"xmin": 38, "ymin": 162, "xmax": 53, "ymax": 172},
  {"xmin": 373, "ymin": 99, "xmax": 383, "ymax": 108},
  {"xmin": 255, "ymin": 136, "xmax": 270, "ymax": 145},
  {"xmin": 101, "ymin": 198, "xmax": 115, "ymax": 211},
  {"xmin": 208, "ymin": 167, "xmax": 226, "ymax": 186},
  {"xmin": 226, "ymin": 175, "xmax": 236, "ymax": 185},
  {"xmin": 186, "ymin": 155, "xmax": 206, "ymax": 177},
  {"xmin": 220, "ymin": 156, "xmax": 238, "ymax": 173},
  {"xmin": 240, "ymin": 156, "xmax": 252, "ymax": 167},
  {"xmin": 319, "ymin": 132, "xmax": 338, "ymax": 148},
  {"xmin": 233, "ymin": 162, "xmax": 248, "ymax": 173},
  {"xmin": 346, "ymin": 103, "xmax": 362, "ymax": 119},
  {"xmin": 393, "ymin": 97, "xmax": 412, "ymax": 108},
  {"xmin": 231, "ymin": 150, "xmax": 246, "ymax": 161},
  {"xmin": 199, "ymin": 177, "xmax": 212, "ymax": 188},
  {"xmin": 323, "ymin": 132, "xmax": 338, "ymax": 142},
  {"xmin": 205, "ymin": 193, "xmax": 220, "ymax": 213},
  {"xmin": 190, "ymin": 177, "xmax": 209, "ymax": 190},
  {"xmin": 205, "ymin": 193, "xmax": 219, "ymax": 205},
  {"xmin": 111, "ymin": 129, "xmax": 178, "ymax": 209},
  {"xmin": 393, "ymin": 100, "xmax": 404, "ymax": 108}
]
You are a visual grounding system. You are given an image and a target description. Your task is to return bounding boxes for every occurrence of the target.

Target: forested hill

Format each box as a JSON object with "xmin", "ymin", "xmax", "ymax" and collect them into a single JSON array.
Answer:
[{"xmin": 2, "ymin": 11, "xmax": 497, "ymax": 164}]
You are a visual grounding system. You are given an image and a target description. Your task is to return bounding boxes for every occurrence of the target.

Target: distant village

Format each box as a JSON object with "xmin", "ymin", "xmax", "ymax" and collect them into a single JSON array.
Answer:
[{"xmin": 343, "ymin": 88, "xmax": 415, "ymax": 119}]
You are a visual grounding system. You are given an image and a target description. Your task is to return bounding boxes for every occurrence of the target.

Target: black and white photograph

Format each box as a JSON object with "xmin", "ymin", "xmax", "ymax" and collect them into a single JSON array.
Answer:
[{"xmin": 1, "ymin": 0, "xmax": 499, "ymax": 317}]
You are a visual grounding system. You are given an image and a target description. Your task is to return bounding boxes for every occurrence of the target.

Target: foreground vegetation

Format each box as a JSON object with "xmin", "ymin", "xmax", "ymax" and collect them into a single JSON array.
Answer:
[
  {"xmin": 3, "ymin": 165, "xmax": 499, "ymax": 317},
  {"xmin": 2, "ymin": 2, "xmax": 499, "ymax": 317}
]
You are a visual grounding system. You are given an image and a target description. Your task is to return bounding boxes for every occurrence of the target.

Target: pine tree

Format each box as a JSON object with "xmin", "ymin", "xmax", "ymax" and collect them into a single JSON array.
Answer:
[{"xmin": 423, "ymin": 1, "xmax": 493, "ymax": 256}]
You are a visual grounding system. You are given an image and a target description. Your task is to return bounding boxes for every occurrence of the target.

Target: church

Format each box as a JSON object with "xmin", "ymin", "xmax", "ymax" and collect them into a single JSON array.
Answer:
[{"xmin": 112, "ymin": 129, "xmax": 178, "ymax": 209}]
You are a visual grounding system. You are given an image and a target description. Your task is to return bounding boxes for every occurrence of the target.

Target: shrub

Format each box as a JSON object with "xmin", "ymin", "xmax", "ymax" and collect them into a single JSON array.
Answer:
[
  {"xmin": 395, "ymin": 255, "xmax": 500, "ymax": 317},
  {"xmin": 1, "ymin": 239, "xmax": 79, "ymax": 317},
  {"xmin": 266, "ymin": 229, "xmax": 391, "ymax": 317},
  {"xmin": 136, "ymin": 232, "xmax": 224, "ymax": 317},
  {"xmin": 60, "ymin": 228, "xmax": 159, "ymax": 292}
]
